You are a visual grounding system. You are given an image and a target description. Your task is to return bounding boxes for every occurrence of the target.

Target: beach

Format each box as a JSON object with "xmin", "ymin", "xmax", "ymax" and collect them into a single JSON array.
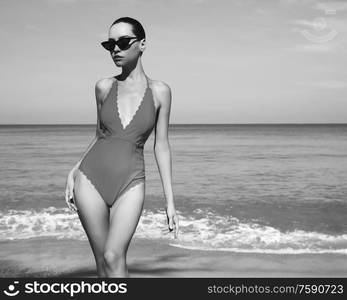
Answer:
[
  {"xmin": 1, "ymin": 237, "xmax": 346, "ymax": 278},
  {"xmin": 2, "ymin": 0, "xmax": 347, "ymax": 282}
]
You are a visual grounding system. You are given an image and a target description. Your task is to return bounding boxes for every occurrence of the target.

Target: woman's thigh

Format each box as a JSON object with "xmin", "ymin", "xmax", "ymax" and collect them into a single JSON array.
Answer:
[
  {"xmin": 104, "ymin": 181, "xmax": 145, "ymax": 255},
  {"xmin": 73, "ymin": 169, "xmax": 109, "ymax": 257}
]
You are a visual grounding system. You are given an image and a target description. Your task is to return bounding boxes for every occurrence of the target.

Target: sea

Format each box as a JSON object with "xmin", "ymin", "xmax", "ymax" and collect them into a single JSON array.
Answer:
[{"xmin": 0, "ymin": 124, "xmax": 346, "ymax": 255}]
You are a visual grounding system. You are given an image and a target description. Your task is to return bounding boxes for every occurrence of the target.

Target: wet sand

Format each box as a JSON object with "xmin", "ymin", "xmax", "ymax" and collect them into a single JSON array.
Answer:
[{"xmin": 0, "ymin": 238, "xmax": 346, "ymax": 277}]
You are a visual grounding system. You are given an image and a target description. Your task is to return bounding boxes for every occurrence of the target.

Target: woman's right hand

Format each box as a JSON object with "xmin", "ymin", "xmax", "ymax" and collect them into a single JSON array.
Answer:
[{"xmin": 64, "ymin": 168, "xmax": 78, "ymax": 212}]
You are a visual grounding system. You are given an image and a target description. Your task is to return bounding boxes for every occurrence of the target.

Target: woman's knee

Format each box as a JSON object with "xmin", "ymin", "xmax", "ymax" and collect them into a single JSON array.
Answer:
[
  {"xmin": 103, "ymin": 249, "xmax": 126, "ymax": 267},
  {"xmin": 96, "ymin": 255, "xmax": 105, "ymax": 266}
]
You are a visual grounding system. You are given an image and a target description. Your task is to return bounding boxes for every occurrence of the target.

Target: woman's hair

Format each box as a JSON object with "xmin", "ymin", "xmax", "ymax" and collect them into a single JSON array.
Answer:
[{"xmin": 110, "ymin": 17, "xmax": 146, "ymax": 41}]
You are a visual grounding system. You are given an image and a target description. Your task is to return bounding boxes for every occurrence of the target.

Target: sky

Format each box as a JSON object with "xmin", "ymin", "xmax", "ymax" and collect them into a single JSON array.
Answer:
[{"xmin": 0, "ymin": 0, "xmax": 346, "ymax": 124}]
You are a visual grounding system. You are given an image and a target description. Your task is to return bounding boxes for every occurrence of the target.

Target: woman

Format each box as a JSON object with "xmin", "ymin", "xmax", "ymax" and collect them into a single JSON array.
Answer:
[{"xmin": 64, "ymin": 17, "xmax": 179, "ymax": 278}]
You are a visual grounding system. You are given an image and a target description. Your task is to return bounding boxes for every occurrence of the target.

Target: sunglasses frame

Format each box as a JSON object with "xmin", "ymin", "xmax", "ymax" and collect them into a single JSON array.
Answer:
[{"xmin": 101, "ymin": 36, "xmax": 140, "ymax": 52}]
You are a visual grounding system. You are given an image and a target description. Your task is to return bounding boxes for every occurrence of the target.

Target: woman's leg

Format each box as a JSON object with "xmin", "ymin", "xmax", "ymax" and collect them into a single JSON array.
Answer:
[
  {"xmin": 73, "ymin": 169, "xmax": 110, "ymax": 277},
  {"xmin": 103, "ymin": 181, "xmax": 145, "ymax": 277}
]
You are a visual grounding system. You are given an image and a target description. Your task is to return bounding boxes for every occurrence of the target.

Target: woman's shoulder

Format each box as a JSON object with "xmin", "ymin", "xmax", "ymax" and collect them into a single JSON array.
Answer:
[
  {"xmin": 148, "ymin": 77, "xmax": 172, "ymax": 106},
  {"xmin": 94, "ymin": 77, "xmax": 116, "ymax": 103},
  {"xmin": 148, "ymin": 77, "xmax": 171, "ymax": 92},
  {"xmin": 95, "ymin": 76, "xmax": 116, "ymax": 91}
]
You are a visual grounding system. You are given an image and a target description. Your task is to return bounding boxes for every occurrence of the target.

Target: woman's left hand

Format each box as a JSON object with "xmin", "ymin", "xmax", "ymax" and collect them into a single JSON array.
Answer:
[{"xmin": 165, "ymin": 203, "xmax": 179, "ymax": 239}]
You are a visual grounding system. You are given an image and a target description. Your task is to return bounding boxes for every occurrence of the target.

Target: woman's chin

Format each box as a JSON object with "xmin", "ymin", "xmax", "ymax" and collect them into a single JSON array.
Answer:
[{"xmin": 113, "ymin": 60, "xmax": 123, "ymax": 67}]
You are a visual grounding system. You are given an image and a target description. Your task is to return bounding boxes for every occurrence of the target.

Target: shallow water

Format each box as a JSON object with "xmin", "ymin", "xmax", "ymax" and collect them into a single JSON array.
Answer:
[{"xmin": 1, "ymin": 124, "xmax": 346, "ymax": 254}]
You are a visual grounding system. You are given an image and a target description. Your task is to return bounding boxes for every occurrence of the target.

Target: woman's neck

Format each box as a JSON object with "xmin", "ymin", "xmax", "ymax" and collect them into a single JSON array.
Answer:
[{"xmin": 118, "ymin": 58, "xmax": 146, "ymax": 82}]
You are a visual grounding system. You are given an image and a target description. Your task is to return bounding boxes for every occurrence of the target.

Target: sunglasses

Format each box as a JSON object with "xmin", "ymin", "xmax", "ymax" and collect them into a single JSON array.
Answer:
[{"xmin": 101, "ymin": 36, "xmax": 139, "ymax": 51}]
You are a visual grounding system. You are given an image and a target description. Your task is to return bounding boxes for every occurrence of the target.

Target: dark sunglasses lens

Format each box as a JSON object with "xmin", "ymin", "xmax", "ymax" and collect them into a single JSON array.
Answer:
[
  {"xmin": 101, "ymin": 41, "xmax": 115, "ymax": 51},
  {"xmin": 117, "ymin": 38, "xmax": 132, "ymax": 50},
  {"xmin": 101, "ymin": 38, "xmax": 137, "ymax": 51}
]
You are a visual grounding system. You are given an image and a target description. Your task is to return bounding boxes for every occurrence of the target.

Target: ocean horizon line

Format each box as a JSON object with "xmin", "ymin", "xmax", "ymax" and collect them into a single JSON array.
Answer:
[{"xmin": 0, "ymin": 123, "xmax": 347, "ymax": 126}]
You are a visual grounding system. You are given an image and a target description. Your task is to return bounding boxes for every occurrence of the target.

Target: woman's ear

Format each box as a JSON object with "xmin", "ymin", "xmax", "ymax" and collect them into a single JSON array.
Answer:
[{"xmin": 140, "ymin": 38, "xmax": 146, "ymax": 52}]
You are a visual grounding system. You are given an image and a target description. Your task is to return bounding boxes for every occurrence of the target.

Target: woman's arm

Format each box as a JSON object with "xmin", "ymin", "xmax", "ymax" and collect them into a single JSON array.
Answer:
[
  {"xmin": 153, "ymin": 80, "xmax": 178, "ymax": 238},
  {"xmin": 153, "ymin": 81, "xmax": 174, "ymax": 207}
]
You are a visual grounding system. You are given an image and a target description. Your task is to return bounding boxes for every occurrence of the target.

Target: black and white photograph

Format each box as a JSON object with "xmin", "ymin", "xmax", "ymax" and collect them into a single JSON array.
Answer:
[{"xmin": 1, "ymin": 0, "xmax": 347, "ymax": 280}]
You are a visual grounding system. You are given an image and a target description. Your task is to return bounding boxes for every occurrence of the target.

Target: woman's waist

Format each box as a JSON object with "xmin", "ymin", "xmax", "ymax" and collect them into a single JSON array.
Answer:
[{"xmin": 98, "ymin": 134, "xmax": 144, "ymax": 149}]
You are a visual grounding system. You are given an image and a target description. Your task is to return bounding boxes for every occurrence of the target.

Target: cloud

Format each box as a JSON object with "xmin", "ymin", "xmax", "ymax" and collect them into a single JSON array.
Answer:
[
  {"xmin": 291, "ymin": 19, "xmax": 322, "ymax": 29},
  {"xmin": 290, "ymin": 43, "xmax": 336, "ymax": 53},
  {"xmin": 316, "ymin": 1, "xmax": 347, "ymax": 13},
  {"xmin": 279, "ymin": 0, "xmax": 316, "ymax": 6},
  {"xmin": 290, "ymin": 14, "xmax": 344, "ymax": 49}
]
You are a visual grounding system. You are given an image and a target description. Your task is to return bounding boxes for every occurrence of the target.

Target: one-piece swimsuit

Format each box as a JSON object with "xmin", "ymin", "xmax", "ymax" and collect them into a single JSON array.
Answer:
[{"xmin": 78, "ymin": 76, "xmax": 156, "ymax": 207}]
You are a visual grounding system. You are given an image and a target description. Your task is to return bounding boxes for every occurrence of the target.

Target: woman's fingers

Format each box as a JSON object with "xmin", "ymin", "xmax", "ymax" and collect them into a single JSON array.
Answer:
[
  {"xmin": 174, "ymin": 215, "xmax": 179, "ymax": 238},
  {"xmin": 68, "ymin": 192, "xmax": 78, "ymax": 212},
  {"xmin": 64, "ymin": 190, "xmax": 70, "ymax": 206},
  {"xmin": 168, "ymin": 216, "xmax": 174, "ymax": 231},
  {"xmin": 70, "ymin": 200, "xmax": 78, "ymax": 212},
  {"xmin": 167, "ymin": 215, "xmax": 179, "ymax": 239},
  {"xmin": 64, "ymin": 189, "xmax": 77, "ymax": 212},
  {"xmin": 171, "ymin": 215, "xmax": 178, "ymax": 239}
]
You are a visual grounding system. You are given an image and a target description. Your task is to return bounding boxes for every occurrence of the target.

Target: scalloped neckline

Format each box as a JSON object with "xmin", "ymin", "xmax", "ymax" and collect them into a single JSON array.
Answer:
[{"xmin": 115, "ymin": 77, "xmax": 149, "ymax": 130}]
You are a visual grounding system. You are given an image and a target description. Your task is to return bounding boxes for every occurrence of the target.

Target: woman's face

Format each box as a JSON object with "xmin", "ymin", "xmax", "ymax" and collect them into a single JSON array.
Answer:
[{"xmin": 108, "ymin": 22, "xmax": 144, "ymax": 67}]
